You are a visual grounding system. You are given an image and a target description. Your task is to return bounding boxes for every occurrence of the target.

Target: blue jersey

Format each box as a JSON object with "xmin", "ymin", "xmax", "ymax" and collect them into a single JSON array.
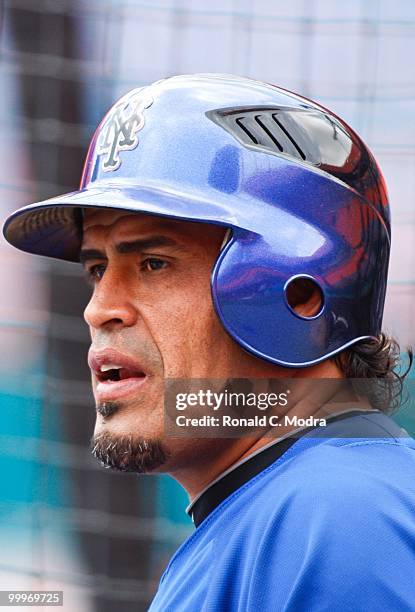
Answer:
[{"xmin": 149, "ymin": 412, "xmax": 415, "ymax": 611}]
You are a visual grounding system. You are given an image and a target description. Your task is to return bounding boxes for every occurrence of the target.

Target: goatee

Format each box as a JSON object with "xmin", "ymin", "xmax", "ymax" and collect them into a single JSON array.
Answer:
[{"xmin": 91, "ymin": 432, "xmax": 169, "ymax": 473}]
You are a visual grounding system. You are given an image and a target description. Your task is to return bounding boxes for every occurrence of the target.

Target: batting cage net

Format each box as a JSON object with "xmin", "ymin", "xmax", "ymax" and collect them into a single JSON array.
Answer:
[{"xmin": 1, "ymin": 1, "xmax": 414, "ymax": 610}]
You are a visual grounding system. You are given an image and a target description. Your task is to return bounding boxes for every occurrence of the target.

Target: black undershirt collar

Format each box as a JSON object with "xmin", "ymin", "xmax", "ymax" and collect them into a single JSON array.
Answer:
[{"xmin": 187, "ymin": 410, "xmax": 374, "ymax": 528}]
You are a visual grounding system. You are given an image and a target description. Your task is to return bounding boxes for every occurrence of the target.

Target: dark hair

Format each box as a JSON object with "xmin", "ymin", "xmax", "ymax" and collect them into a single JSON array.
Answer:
[{"xmin": 334, "ymin": 333, "xmax": 413, "ymax": 414}]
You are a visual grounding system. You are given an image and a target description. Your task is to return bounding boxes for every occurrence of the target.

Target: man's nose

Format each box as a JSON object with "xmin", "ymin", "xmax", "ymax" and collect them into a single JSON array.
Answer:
[{"xmin": 83, "ymin": 268, "xmax": 138, "ymax": 330}]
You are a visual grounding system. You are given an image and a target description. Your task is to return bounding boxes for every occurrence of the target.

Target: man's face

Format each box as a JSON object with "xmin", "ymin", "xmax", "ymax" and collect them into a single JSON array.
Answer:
[{"xmin": 82, "ymin": 208, "xmax": 265, "ymax": 473}]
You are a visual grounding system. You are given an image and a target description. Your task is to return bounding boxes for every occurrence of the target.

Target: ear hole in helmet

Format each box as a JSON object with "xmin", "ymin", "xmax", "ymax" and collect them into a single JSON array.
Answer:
[{"xmin": 284, "ymin": 275, "xmax": 324, "ymax": 319}]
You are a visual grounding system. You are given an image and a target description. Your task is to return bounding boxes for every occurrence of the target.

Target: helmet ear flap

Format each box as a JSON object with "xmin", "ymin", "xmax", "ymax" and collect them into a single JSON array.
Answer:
[{"xmin": 211, "ymin": 232, "xmax": 331, "ymax": 367}]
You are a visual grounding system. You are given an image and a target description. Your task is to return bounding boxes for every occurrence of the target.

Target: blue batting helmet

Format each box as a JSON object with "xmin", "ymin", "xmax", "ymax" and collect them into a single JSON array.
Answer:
[{"xmin": 2, "ymin": 73, "xmax": 391, "ymax": 367}]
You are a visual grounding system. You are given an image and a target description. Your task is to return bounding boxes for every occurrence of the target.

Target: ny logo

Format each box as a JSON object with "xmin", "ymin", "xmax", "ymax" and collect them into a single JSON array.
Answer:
[{"xmin": 97, "ymin": 89, "xmax": 153, "ymax": 172}]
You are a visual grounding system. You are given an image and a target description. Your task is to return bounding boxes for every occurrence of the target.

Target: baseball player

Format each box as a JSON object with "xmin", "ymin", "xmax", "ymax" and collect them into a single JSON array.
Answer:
[{"xmin": 4, "ymin": 74, "xmax": 415, "ymax": 611}]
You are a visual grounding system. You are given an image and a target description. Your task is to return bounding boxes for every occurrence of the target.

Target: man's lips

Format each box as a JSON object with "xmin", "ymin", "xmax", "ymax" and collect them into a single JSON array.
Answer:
[
  {"xmin": 88, "ymin": 348, "xmax": 146, "ymax": 378},
  {"xmin": 88, "ymin": 348, "xmax": 148, "ymax": 402}
]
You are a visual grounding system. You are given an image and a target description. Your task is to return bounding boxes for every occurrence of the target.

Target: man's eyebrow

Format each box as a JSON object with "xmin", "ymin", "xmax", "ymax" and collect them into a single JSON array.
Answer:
[
  {"xmin": 79, "ymin": 236, "xmax": 182, "ymax": 264},
  {"xmin": 79, "ymin": 249, "xmax": 107, "ymax": 265},
  {"xmin": 115, "ymin": 236, "xmax": 181, "ymax": 254}
]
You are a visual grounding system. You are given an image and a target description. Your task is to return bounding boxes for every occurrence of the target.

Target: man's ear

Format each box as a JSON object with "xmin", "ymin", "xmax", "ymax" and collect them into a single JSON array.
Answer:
[{"xmin": 285, "ymin": 277, "xmax": 324, "ymax": 318}]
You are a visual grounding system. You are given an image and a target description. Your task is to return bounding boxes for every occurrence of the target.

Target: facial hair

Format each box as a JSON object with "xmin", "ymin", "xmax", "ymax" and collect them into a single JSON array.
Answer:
[
  {"xmin": 97, "ymin": 401, "xmax": 120, "ymax": 418},
  {"xmin": 90, "ymin": 431, "xmax": 169, "ymax": 473}
]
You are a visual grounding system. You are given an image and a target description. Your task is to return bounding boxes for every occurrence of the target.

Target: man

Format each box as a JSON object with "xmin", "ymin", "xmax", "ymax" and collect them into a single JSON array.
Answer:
[{"xmin": 3, "ymin": 74, "xmax": 415, "ymax": 610}]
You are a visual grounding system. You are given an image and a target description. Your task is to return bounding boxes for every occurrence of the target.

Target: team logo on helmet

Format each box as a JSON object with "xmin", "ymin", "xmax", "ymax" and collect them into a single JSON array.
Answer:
[{"xmin": 97, "ymin": 89, "xmax": 153, "ymax": 172}]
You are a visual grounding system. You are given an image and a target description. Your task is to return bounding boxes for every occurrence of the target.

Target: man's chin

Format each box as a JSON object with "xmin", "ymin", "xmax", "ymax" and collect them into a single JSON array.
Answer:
[{"xmin": 91, "ymin": 431, "xmax": 169, "ymax": 473}]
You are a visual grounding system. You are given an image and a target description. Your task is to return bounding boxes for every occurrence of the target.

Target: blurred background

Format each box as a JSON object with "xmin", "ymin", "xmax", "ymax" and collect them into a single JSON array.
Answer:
[{"xmin": 0, "ymin": 1, "xmax": 414, "ymax": 610}]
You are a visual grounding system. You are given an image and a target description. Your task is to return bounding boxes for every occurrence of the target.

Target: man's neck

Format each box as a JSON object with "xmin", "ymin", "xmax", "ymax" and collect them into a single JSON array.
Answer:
[{"xmin": 169, "ymin": 359, "xmax": 361, "ymax": 502}]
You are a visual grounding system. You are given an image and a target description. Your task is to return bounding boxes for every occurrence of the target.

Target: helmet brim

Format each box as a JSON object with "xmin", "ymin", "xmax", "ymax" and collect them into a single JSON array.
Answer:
[{"xmin": 3, "ymin": 183, "xmax": 239, "ymax": 262}]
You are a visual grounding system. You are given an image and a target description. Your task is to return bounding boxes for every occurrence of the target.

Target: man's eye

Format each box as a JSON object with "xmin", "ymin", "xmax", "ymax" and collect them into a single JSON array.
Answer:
[
  {"xmin": 143, "ymin": 258, "xmax": 168, "ymax": 272},
  {"xmin": 87, "ymin": 264, "xmax": 106, "ymax": 282}
]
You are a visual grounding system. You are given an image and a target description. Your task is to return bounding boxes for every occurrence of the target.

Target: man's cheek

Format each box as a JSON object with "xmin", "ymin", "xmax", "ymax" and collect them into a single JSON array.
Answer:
[{"xmin": 155, "ymin": 325, "xmax": 196, "ymax": 377}]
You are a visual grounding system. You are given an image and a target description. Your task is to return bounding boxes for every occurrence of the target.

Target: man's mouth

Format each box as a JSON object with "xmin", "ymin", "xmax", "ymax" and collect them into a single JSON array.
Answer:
[
  {"xmin": 97, "ymin": 363, "xmax": 146, "ymax": 383},
  {"xmin": 88, "ymin": 349, "xmax": 148, "ymax": 402}
]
